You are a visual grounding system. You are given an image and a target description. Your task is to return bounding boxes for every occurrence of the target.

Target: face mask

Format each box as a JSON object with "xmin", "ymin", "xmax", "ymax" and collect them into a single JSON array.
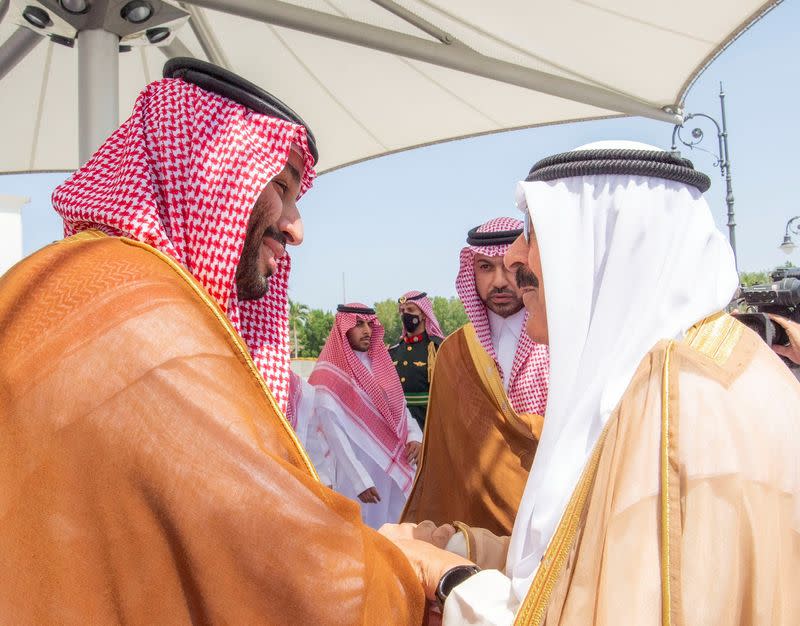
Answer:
[{"xmin": 402, "ymin": 313, "xmax": 421, "ymax": 333}]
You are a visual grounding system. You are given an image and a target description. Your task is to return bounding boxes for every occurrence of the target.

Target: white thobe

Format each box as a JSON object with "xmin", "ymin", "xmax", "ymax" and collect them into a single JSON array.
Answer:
[
  {"xmin": 291, "ymin": 377, "xmax": 334, "ymax": 487},
  {"xmin": 487, "ymin": 308, "xmax": 525, "ymax": 390},
  {"xmin": 443, "ymin": 570, "xmax": 517, "ymax": 625},
  {"xmin": 314, "ymin": 351, "xmax": 423, "ymax": 529}
]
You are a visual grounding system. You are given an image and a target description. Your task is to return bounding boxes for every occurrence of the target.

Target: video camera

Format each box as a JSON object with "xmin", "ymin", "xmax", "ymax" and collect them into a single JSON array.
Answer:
[{"xmin": 735, "ymin": 267, "xmax": 800, "ymax": 346}]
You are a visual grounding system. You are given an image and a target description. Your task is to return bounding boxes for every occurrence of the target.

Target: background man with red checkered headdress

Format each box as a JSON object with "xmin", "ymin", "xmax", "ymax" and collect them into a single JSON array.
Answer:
[
  {"xmin": 310, "ymin": 304, "xmax": 423, "ymax": 529},
  {"xmin": 402, "ymin": 217, "xmax": 549, "ymax": 535},
  {"xmin": 0, "ymin": 60, "xmax": 424, "ymax": 623},
  {"xmin": 390, "ymin": 290, "xmax": 445, "ymax": 430}
]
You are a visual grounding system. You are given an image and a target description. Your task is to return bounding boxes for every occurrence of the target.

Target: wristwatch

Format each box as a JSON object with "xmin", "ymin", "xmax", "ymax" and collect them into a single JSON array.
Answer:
[{"xmin": 435, "ymin": 565, "xmax": 481, "ymax": 608}]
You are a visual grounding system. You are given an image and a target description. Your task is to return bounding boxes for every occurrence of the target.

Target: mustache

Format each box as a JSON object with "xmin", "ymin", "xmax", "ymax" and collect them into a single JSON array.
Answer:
[
  {"xmin": 488, "ymin": 287, "xmax": 514, "ymax": 297},
  {"xmin": 515, "ymin": 265, "xmax": 539, "ymax": 289},
  {"xmin": 264, "ymin": 225, "xmax": 287, "ymax": 248}
]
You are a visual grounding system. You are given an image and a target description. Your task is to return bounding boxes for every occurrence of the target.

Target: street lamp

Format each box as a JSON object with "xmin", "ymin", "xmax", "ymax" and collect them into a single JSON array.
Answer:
[
  {"xmin": 671, "ymin": 82, "xmax": 737, "ymax": 269},
  {"xmin": 779, "ymin": 216, "xmax": 800, "ymax": 255}
]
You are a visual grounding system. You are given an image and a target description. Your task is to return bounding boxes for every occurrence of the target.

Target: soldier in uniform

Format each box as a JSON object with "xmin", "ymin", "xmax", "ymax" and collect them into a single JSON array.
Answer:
[{"xmin": 389, "ymin": 291, "xmax": 445, "ymax": 430}]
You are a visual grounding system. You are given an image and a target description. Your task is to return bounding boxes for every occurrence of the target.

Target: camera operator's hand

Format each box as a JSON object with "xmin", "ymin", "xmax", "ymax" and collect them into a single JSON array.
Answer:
[{"xmin": 768, "ymin": 314, "xmax": 800, "ymax": 365}]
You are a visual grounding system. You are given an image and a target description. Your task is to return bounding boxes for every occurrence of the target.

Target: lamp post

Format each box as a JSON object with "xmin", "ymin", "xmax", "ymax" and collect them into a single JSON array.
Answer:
[
  {"xmin": 671, "ymin": 83, "xmax": 737, "ymax": 270},
  {"xmin": 779, "ymin": 216, "xmax": 800, "ymax": 256}
]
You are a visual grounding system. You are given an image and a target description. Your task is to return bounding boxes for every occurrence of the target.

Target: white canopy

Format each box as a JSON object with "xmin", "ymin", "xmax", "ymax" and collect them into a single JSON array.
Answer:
[{"xmin": 0, "ymin": 0, "xmax": 779, "ymax": 174}]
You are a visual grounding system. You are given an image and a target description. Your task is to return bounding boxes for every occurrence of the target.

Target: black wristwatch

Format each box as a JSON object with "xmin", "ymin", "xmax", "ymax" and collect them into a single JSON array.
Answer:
[{"xmin": 435, "ymin": 565, "xmax": 481, "ymax": 608}]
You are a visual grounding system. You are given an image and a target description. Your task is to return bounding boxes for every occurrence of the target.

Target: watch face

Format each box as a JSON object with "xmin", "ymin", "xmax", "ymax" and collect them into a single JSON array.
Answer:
[{"xmin": 436, "ymin": 565, "xmax": 480, "ymax": 606}]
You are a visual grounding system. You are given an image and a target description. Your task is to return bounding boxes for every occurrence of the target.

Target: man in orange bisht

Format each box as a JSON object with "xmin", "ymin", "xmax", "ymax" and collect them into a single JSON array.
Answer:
[
  {"xmin": 0, "ymin": 59, "xmax": 423, "ymax": 623},
  {"xmin": 402, "ymin": 217, "xmax": 549, "ymax": 535},
  {"xmin": 382, "ymin": 142, "xmax": 800, "ymax": 625}
]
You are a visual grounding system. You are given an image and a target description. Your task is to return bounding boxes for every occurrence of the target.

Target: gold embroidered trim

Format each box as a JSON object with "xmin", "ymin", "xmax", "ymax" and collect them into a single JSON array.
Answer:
[
  {"xmin": 684, "ymin": 311, "xmax": 742, "ymax": 366},
  {"xmin": 513, "ymin": 422, "xmax": 611, "ymax": 626},
  {"xmin": 660, "ymin": 341, "xmax": 675, "ymax": 626},
  {"xmin": 105, "ymin": 234, "xmax": 320, "ymax": 483},
  {"xmin": 463, "ymin": 323, "xmax": 542, "ymax": 439},
  {"xmin": 59, "ymin": 229, "xmax": 106, "ymax": 243},
  {"xmin": 427, "ymin": 340, "xmax": 437, "ymax": 382},
  {"xmin": 452, "ymin": 520, "xmax": 474, "ymax": 563}
]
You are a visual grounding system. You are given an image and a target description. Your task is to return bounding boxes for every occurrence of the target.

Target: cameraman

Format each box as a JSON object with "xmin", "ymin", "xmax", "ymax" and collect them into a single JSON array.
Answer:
[{"xmin": 769, "ymin": 314, "xmax": 800, "ymax": 365}]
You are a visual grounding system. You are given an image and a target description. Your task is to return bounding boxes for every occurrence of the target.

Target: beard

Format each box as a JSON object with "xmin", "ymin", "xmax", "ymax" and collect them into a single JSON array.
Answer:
[
  {"xmin": 236, "ymin": 225, "xmax": 285, "ymax": 301},
  {"xmin": 484, "ymin": 287, "xmax": 524, "ymax": 317}
]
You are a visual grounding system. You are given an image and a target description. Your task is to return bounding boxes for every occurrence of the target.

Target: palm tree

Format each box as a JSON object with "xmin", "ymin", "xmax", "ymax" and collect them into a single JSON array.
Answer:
[{"xmin": 289, "ymin": 299, "xmax": 310, "ymax": 358}]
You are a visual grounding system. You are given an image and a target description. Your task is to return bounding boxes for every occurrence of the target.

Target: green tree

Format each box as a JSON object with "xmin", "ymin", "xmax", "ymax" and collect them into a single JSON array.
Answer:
[
  {"xmin": 431, "ymin": 296, "xmax": 468, "ymax": 336},
  {"xmin": 288, "ymin": 299, "xmax": 310, "ymax": 358},
  {"xmin": 738, "ymin": 271, "xmax": 769, "ymax": 287},
  {"xmin": 298, "ymin": 308, "xmax": 334, "ymax": 357}
]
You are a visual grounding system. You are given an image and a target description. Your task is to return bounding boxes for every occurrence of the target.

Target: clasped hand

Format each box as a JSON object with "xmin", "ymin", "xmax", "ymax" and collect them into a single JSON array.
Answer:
[{"xmin": 379, "ymin": 521, "xmax": 473, "ymax": 600}]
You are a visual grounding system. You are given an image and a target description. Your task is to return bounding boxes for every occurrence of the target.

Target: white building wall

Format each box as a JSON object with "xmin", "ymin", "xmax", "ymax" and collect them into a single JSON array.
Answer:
[{"xmin": 0, "ymin": 194, "xmax": 30, "ymax": 277}]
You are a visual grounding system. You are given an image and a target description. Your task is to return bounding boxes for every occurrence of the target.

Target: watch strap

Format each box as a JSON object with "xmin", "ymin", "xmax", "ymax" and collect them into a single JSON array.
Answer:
[{"xmin": 435, "ymin": 565, "xmax": 481, "ymax": 608}]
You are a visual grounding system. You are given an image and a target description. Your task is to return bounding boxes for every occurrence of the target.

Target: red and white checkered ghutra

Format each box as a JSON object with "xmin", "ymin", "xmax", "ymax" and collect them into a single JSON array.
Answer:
[
  {"xmin": 399, "ymin": 290, "xmax": 444, "ymax": 340},
  {"xmin": 455, "ymin": 217, "xmax": 549, "ymax": 415},
  {"xmin": 52, "ymin": 77, "xmax": 316, "ymax": 414},
  {"xmin": 309, "ymin": 305, "xmax": 414, "ymax": 490}
]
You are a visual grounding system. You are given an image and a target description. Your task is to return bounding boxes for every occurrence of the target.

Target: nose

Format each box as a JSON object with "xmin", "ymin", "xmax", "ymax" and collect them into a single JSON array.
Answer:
[
  {"xmin": 504, "ymin": 234, "xmax": 527, "ymax": 272},
  {"xmin": 278, "ymin": 198, "xmax": 304, "ymax": 246},
  {"xmin": 490, "ymin": 264, "xmax": 509, "ymax": 288}
]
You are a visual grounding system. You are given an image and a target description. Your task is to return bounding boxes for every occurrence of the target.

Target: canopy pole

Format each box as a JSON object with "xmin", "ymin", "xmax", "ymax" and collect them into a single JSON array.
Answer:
[
  {"xmin": 78, "ymin": 29, "xmax": 119, "ymax": 164},
  {"xmin": 179, "ymin": 2, "xmax": 231, "ymax": 68},
  {"xmin": 159, "ymin": 37, "xmax": 194, "ymax": 60},
  {"xmin": 183, "ymin": 0, "xmax": 682, "ymax": 124},
  {"xmin": 0, "ymin": 27, "xmax": 44, "ymax": 82}
]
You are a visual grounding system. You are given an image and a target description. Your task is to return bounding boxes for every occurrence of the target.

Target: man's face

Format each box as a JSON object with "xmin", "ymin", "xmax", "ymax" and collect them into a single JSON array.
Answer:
[
  {"xmin": 399, "ymin": 302, "xmax": 426, "ymax": 334},
  {"xmin": 236, "ymin": 150, "xmax": 306, "ymax": 301},
  {"xmin": 504, "ymin": 226, "xmax": 548, "ymax": 344},
  {"xmin": 398, "ymin": 302, "xmax": 424, "ymax": 318},
  {"xmin": 473, "ymin": 253, "xmax": 524, "ymax": 318},
  {"xmin": 346, "ymin": 319, "xmax": 373, "ymax": 352}
]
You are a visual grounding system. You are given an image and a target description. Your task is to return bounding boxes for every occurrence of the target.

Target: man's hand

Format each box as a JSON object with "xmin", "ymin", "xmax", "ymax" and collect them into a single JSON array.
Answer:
[
  {"xmin": 390, "ymin": 538, "xmax": 474, "ymax": 600},
  {"xmin": 358, "ymin": 486, "xmax": 381, "ymax": 503},
  {"xmin": 379, "ymin": 521, "xmax": 456, "ymax": 549},
  {"xmin": 769, "ymin": 314, "xmax": 800, "ymax": 365},
  {"xmin": 405, "ymin": 441, "xmax": 421, "ymax": 465}
]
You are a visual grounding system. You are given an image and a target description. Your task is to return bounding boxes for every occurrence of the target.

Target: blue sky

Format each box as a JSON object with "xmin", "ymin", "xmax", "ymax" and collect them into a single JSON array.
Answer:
[{"xmin": 3, "ymin": 1, "xmax": 799, "ymax": 310}]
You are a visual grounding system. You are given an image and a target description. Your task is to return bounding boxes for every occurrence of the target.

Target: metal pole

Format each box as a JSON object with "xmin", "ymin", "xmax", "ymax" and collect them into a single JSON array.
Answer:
[
  {"xmin": 719, "ymin": 83, "xmax": 737, "ymax": 270},
  {"xmin": 179, "ymin": 2, "xmax": 231, "ymax": 68},
  {"xmin": 0, "ymin": 27, "xmax": 44, "ymax": 82},
  {"xmin": 184, "ymin": 0, "xmax": 682, "ymax": 124},
  {"xmin": 159, "ymin": 37, "xmax": 195, "ymax": 60},
  {"xmin": 78, "ymin": 29, "xmax": 119, "ymax": 164}
]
